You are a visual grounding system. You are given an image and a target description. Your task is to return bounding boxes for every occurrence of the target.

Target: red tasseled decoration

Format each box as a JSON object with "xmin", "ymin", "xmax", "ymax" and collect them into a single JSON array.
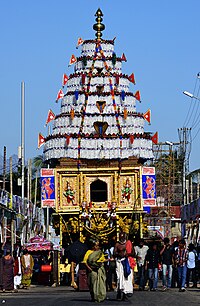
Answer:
[
  {"xmin": 116, "ymin": 75, "xmax": 119, "ymax": 85},
  {"xmin": 70, "ymin": 108, "xmax": 75, "ymax": 120},
  {"xmin": 124, "ymin": 108, "xmax": 128, "ymax": 119},
  {"xmin": 82, "ymin": 73, "xmax": 86, "ymax": 85},
  {"xmin": 130, "ymin": 135, "xmax": 134, "ymax": 144},
  {"xmin": 66, "ymin": 135, "xmax": 70, "ymax": 145}
]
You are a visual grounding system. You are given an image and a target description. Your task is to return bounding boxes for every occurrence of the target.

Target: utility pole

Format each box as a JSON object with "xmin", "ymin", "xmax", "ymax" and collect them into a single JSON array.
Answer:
[
  {"xmin": 3, "ymin": 146, "xmax": 6, "ymax": 190},
  {"xmin": 29, "ymin": 159, "xmax": 32, "ymax": 203},
  {"xmin": 34, "ymin": 170, "xmax": 38, "ymax": 234},
  {"xmin": 27, "ymin": 159, "xmax": 32, "ymax": 202},
  {"xmin": 27, "ymin": 158, "xmax": 32, "ymax": 241},
  {"xmin": 178, "ymin": 127, "xmax": 191, "ymax": 205},
  {"xmin": 9, "ymin": 157, "xmax": 13, "ymax": 204},
  {"xmin": 21, "ymin": 82, "xmax": 25, "ymax": 206},
  {"xmin": 178, "ymin": 127, "xmax": 191, "ymax": 238},
  {"xmin": 10, "ymin": 156, "xmax": 15, "ymax": 254},
  {"xmin": 21, "ymin": 81, "xmax": 26, "ymax": 243}
]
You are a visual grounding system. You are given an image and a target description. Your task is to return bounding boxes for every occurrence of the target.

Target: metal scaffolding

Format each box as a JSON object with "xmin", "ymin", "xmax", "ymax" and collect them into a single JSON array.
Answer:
[{"xmin": 151, "ymin": 142, "xmax": 183, "ymax": 207}]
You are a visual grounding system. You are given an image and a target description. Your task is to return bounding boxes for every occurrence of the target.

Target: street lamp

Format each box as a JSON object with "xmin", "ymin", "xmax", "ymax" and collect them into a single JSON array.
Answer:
[
  {"xmin": 165, "ymin": 141, "xmax": 173, "ymax": 146},
  {"xmin": 183, "ymin": 91, "xmax": 200, "ymax": 101}
]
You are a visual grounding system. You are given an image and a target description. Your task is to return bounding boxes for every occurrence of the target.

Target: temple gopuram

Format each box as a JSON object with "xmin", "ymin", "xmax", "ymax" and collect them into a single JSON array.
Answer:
[{"xmin": 40, "ymin": 9, "xmax": 157, "ymax": 245}]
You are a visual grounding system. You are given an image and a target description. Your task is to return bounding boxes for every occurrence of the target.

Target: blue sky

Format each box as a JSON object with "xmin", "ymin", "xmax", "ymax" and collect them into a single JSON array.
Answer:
[{"xmin": 1, "ymin": 0, "xmax": 200, "ymax": 171}]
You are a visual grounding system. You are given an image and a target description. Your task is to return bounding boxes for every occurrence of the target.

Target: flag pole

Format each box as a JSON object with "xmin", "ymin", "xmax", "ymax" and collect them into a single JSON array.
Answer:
[{"xmin": 21, "ymin": 81, "xmax": 25, "ymax": 239}]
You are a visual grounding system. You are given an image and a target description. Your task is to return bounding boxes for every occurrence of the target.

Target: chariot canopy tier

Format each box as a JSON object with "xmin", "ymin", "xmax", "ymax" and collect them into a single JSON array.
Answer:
[{"xmin": 42, "ymin": 9, "xmax": 154, "ymax": 164}]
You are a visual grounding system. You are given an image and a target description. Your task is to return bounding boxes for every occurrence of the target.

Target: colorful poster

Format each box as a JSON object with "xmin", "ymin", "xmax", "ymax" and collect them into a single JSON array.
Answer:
[
  {"xmin": 41, "ymin": 169, "xmax": 55, "ymax": 207},
  {"xmin": 142, "ymin": 167, "xmax": 156, "ymax": 206}
]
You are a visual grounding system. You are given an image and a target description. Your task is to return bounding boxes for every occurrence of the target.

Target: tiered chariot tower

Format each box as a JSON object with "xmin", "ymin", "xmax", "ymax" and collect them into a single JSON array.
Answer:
[{"xmin": 42, "ymin": 9, "xmax": 156, "ymax": 243}]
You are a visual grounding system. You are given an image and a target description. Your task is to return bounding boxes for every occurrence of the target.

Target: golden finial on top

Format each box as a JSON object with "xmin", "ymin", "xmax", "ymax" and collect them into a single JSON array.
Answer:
[{"xmin": 93, "ymin": 8, "xmax": 105, "ymax": 41}]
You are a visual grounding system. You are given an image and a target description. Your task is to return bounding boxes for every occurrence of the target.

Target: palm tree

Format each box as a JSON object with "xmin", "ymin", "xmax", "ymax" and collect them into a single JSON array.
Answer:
[{"xmin": 32, "ymin": 155, "xmax": 46, "ymax": 173}]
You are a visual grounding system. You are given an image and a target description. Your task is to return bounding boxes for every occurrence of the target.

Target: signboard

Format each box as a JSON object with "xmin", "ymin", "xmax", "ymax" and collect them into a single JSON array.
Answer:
[
  {"xmin": 144, "ymin": 216, "xmax": 171, "ymax": 240},
  {"xmin": 147, "ymin": 226, "xmax": 160, "ymax": 230},
  {"xmin": 143, "ymin": 206, "xmax": 151, "ymax": 214},
  {"xmin": 142, "ymin": 167, "xmax": 156, "ymax": 207},
  {"xmin": 41, "ymin": 169, "xmax": 55, "ymax": 207}
]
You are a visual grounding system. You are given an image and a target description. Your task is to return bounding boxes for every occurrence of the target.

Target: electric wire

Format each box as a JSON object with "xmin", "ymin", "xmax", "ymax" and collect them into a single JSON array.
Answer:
[
  {"xmin": 183, "ymin": 74, "xmax": 200, "ymax": 148},
  {"xmin": 190, "ymin": 82, "xmax": 200, "ymax": 141},
  {"xmin": 190, "ymin": 83, "xmax": 200, "ymax": 128},
  {"xmin": 183, "ymin": 74, "xmax": 199, "ymax": 127}
]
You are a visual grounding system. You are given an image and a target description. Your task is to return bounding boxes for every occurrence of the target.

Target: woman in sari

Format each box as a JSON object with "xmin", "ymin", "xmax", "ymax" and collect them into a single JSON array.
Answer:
[
  {"xmin": 83, "ymin": 240, "xmax": 106, "ymax": 303},
  {"xmin": 20, "ymin": 249, "xmax": 34, "ymax": 289},
  {"xmin": 2, "ymin": 249, "xmax": 15, "ymax": 292}
]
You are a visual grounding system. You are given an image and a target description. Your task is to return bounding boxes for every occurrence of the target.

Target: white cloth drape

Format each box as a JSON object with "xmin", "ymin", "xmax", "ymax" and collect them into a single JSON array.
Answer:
[
  {"xmin": 116, "ymin": 258, "xmax": 133, "ymax": 294},
  {"xmin": 44, "ymin": 137, "xmax": 154, "ymax": 160}
]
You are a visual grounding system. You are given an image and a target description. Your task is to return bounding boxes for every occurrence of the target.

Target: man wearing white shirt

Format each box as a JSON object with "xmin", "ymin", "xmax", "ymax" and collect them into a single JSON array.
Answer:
[
  {"xmin": 134, "ymin": 239, "xmax": 149, "ymax": 290},
  {"xmin": 186, "ymin": 243, "xmax": 197, "ymax": 288}
]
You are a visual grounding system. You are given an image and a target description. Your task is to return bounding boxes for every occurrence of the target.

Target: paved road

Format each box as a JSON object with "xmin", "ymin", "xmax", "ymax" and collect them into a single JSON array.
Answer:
[{"xmin": 0, "ymin": 287, "xmax": 199, "ymax": 306}]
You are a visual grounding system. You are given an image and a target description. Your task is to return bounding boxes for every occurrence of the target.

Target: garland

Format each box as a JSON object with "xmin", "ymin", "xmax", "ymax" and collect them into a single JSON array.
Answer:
[
  {"xmin": 66, "ymin": 90, "xmax": 134, "ymax": 97},
  {"xmin": 45, "ymin": 132, "xmax": 152, "ymax": 142},
  {"xmin": 83, "ymin": 225, "xmax": 115, "ymax": 239},
  {"xmin": 56, "ymin": 111, "xmax": 144, "ymax": 119},
  {"xmin": 69, "ymin": 72, "xmax": 131, "ymax": 80},
  {"xmin": 82, "ymin": 39, "xmax": 115, "ymax": 45},
  {"xmin": 76, "ymin": 55, "xmax": 124, "ymax": 63}
]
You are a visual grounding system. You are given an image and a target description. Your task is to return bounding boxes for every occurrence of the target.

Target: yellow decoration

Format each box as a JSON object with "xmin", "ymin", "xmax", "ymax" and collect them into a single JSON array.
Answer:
[
  {"xmin": 118, "ymin": 216, "xmax": 132, "ymax": 234},
  {"xmin": 124, "ymin": 107, "xmax": 128, "ymax": 119}
]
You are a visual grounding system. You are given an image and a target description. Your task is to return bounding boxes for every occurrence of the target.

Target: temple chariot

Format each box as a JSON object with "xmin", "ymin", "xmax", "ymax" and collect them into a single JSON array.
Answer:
[{"xmin": 40, "ymin": 9, "xmax": 157, "ymax": 246}]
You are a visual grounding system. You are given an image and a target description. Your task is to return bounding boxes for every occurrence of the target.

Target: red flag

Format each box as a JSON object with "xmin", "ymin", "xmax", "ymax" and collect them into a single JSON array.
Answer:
[
  {"xmin": 134, "ymin": 90, "xmax": 141, "ymax": 102},
  {"xmin": 69, "ymin": 54, "xmax": 77, "ymax": 66},
  {"xmin": 129, "ymin": 135, "xmax": 134, "ymax": 144},
  {"xmin": 62, "ymin": 74, "xmax": 68, "ymax": 87},
  {"xmin": 45, "ymin": 109, "xmax": 55, "ymax": 126},
  {"xmin": 129, "ymin": 73, "xmax": 136, "ymax": 84},
  {"xmin": 143, "ymin": 109, "xmax": 151, "ymax": 124},
  {"xmin": 152, "ymin": 132, "xmax": 158, "ymax": 144},
  {"xmin": 38, "ymin": 133, "xmax": 45, "ymax": 148},
  {"xmin": 121, "ymin": 53, "xmax": 127, "ymax": 62},
  {"xmin": 56, "ymin": 89, "xmax": 64, "ymax": 102},
  {"xmin": 76, "ymin": 37, "xmax": 84, "ymax": 48}
]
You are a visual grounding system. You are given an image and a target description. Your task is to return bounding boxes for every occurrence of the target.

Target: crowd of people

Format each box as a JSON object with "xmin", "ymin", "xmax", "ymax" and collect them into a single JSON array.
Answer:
[
  {"xmin": 0, "ymin": 248, "xmax": 34, "ymax": 292},
  {"xmin": 0, "ymin": 235, "xmax": 200, "ymax": 302},
  {"xmin": 81, "ymin": 234, "xmax": 200, "ymax": 303}
]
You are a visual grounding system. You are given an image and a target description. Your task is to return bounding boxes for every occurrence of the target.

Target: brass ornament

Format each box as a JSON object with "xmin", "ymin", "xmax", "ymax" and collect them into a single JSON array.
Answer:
[{"xmin": 93, "ymin": 8, "xmax": 105, "ymax": 41}]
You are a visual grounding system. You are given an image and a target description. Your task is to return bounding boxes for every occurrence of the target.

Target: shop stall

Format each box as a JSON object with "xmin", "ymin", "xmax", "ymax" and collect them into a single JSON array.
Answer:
[{"xmin": 23, "ymin": 235, "xmax": 58, "ymax": 286}]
